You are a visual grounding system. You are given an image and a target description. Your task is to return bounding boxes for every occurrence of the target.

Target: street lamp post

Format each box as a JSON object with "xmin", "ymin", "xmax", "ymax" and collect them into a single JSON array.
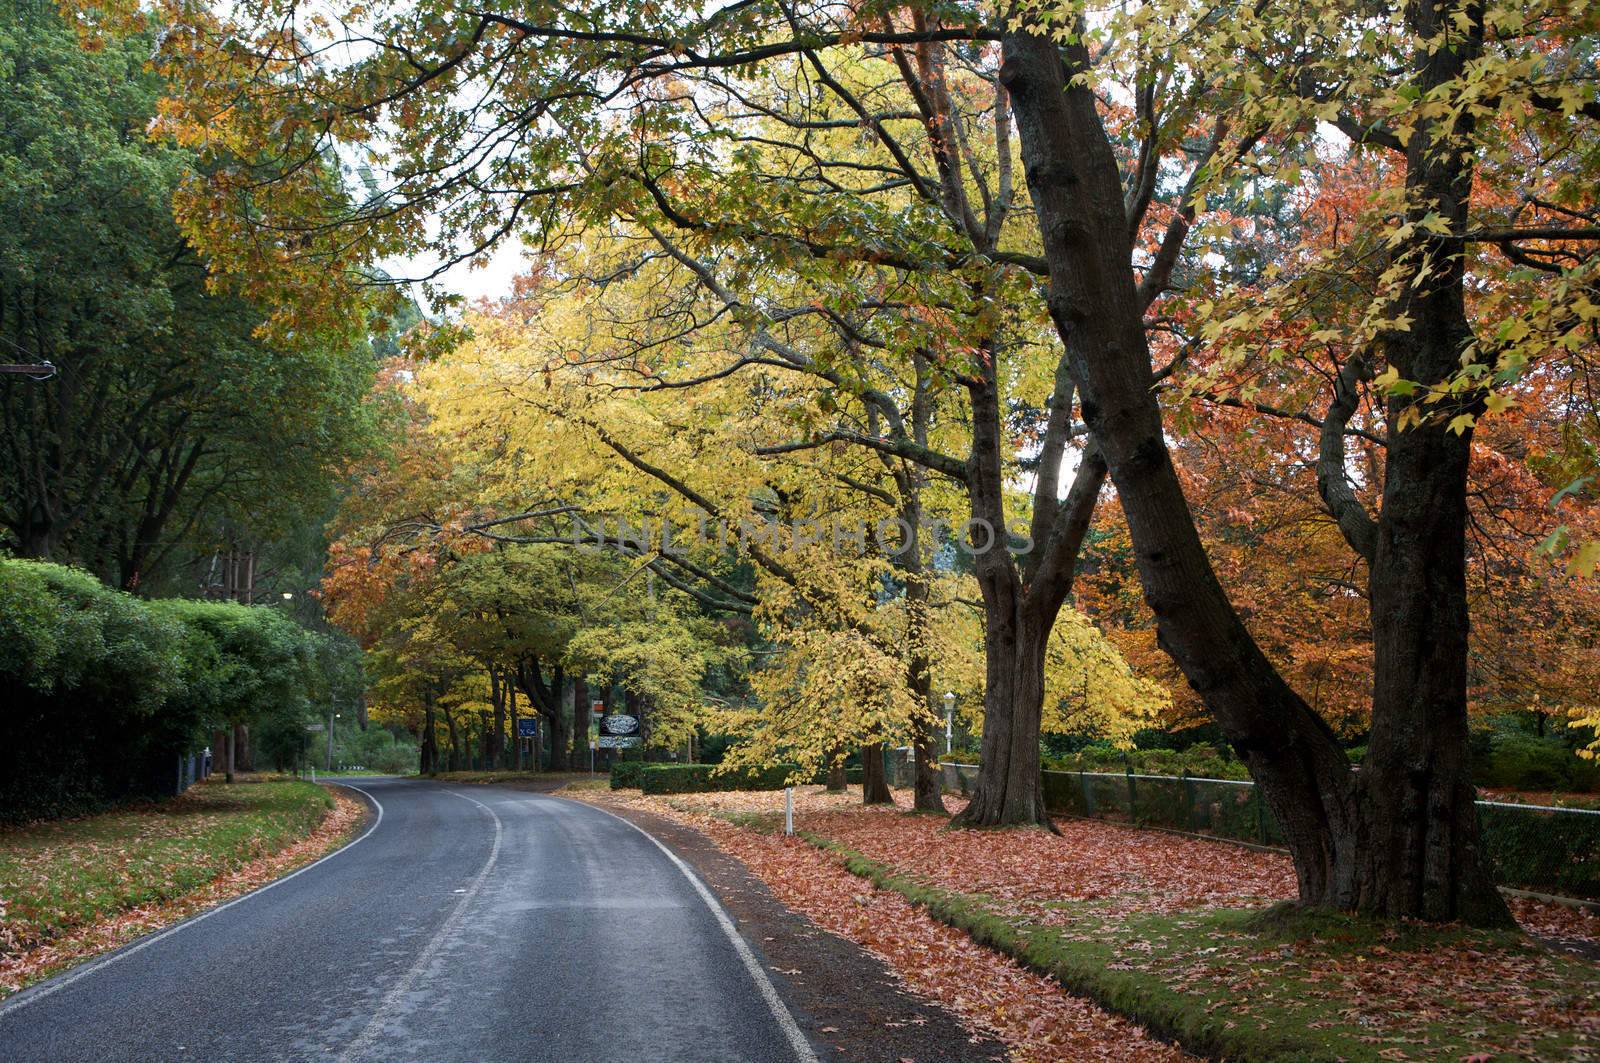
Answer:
[{"xmin": 943, "ymin": 691, "xmax": 955, "ymax": 755}]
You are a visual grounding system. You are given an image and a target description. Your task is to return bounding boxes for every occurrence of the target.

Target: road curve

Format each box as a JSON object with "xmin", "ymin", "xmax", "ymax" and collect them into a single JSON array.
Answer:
[{"xmin": 0, "ymin": 778, "xmax": 816, "ymax": 1063}]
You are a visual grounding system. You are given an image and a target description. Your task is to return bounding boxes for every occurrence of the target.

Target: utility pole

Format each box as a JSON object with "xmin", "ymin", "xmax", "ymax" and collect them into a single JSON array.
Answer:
[{"xmin": 326, "ymin": 710, "xmax": 335, "ymax": 771}]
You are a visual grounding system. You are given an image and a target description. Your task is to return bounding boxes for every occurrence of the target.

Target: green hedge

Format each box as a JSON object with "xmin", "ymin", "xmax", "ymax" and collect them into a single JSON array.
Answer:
[
  {"xmin": 0, "ymin": 558, "xmax": 352, "ymax": 823},
  {"xmin": 610, "ymin": 761, "xmax": 647, "ymax": 790},
  {"xmin": 1478, "ymin": 801, "xmax": 1600, "ymax": 900},
  {"xmin": 639, "ymin": 763, "xmax": 802, "ymax": 794}
]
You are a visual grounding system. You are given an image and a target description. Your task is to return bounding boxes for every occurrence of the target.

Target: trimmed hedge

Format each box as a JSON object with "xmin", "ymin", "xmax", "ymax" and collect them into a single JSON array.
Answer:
[
  {"xmin": 0, "ymin": 557, "xmax": 353, "ymax": 823},
  {"xmin": 610, "ymin": 761, "xmax": 647, "ymax": 790},
  {"xmin": 639, "ymin": 763, "xmax": 802, "ymax": 795}
]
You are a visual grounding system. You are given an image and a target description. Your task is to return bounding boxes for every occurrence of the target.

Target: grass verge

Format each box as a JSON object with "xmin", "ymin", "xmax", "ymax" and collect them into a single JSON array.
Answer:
[
  {"xmin": 0, "ymin": 779, "xmax": 354, "ymax": 997},
  {"xmin": 802, "ymin": 833, "xmax": 1599, "ymax": 1062}
]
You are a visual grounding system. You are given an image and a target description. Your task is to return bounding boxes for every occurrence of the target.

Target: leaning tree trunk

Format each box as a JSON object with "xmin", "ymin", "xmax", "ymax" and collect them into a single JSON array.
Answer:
[
  {"xmin": 861, "ymin": 743, "xmax": 893, "ymax": 804},
  {"xmin": 998, "ymin": 14, "xmax": 1507, "ymax": 923}
]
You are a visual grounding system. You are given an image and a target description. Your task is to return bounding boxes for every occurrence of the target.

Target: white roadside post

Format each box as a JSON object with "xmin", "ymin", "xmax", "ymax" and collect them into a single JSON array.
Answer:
[
  {"xmin": 784, "ymin": 787, "xmax": 794, "ymax": 837},
  {"xmin": 943, "ymin": 691, "xmax": 956, "ymax": 754}
]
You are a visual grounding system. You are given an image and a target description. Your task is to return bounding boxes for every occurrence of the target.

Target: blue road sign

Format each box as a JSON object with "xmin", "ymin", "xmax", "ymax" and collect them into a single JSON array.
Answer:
[{"xmin": 516, "ymin": 718, "xmax": 538, "ymax": 738}]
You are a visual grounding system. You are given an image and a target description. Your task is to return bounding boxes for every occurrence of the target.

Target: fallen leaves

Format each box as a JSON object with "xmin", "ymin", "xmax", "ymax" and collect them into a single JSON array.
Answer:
[
  {"xmin": 576, "ymin": 784, "xmax": 1600, "ymax": 1061},
  {"xmin": 574, "ymin": 787, "xmax": 1179, "ymax": 1061}
]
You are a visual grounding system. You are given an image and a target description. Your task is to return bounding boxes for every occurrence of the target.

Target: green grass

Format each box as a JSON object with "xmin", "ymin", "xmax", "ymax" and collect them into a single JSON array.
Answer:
[
  {"xmin": 0, "ymin": 780, "xmax": 332, "ymax": 957},
  {"xmin": 803, "ymin": 833, "xmax": 1600, "ymax": 1062}
]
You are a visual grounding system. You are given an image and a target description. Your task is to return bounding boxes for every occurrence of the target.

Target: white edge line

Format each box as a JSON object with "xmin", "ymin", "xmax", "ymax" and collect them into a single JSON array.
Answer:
[
  {"xmin": 568, "ymin": 797, "xmax": 820, "ymax": 1063},
  {"xmin": 337, "ymin": 788, "xmax": 503, "ymax": 1063},
  {"xmin": 0, "ymin": 781, "xmax": 385, "ymax": 1019}
]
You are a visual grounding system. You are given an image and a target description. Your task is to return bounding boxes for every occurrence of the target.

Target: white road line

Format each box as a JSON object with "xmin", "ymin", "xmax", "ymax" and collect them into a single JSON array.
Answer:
[
  {"xmin": 337, "ymin": 788, "xmax": 503, "ymax": 1063},
  {"xmin": 0, "ymin": 782, "xmax": 385, "ymax": 1020},
  {"xmin": 573, "ymin": 798, "xmax": 821, "ymax": 1063}
]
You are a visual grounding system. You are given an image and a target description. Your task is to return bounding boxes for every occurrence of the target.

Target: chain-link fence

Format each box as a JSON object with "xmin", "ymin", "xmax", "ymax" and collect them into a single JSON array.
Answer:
[{"xmin": 939, "ymin": 762, "xmax": 1599, "ymax": 901}]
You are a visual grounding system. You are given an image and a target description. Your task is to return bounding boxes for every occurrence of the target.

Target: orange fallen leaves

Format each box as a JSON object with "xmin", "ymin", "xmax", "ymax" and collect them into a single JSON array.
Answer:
[
  {"xmin": 579, "ymin": 788, "xmax": 1180, "ymax": 1061},
  {"xmin": 578, "ymin": 785, "xmax": 1600, "ymax": 1061}
]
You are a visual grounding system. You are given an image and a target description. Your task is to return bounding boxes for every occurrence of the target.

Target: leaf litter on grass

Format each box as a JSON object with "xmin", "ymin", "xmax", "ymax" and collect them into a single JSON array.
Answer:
[{"xmin": 578, "ymin": 784, "xmax": 1600, "ymax": 1061}]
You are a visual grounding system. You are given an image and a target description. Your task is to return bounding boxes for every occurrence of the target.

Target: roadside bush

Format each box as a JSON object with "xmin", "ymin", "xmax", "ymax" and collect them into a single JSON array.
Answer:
[
  {"xmin": 0, "ymin": 557, "xmax": 343, "ymax": 822},
  {"xmin": 0, "ymin": 559, "xmax": 192, "ymax": 822},
  {"xmin": 1474, "ymin": 732, "xmax": 1600, "ymax": 792},
  {"xmin": 611, "ymin": 761, "xmax": 647, "ymax": 789},
  {"xmin": 1047, "ymin": 743, "xmax": 1250, "ymax": 781},
  {"xmin": 639, "ymin": 763, "xmax": 802, "ymax": 794}
]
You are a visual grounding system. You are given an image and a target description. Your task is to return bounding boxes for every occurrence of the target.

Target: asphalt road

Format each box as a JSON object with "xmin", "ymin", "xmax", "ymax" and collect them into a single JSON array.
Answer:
[{"xmin": 0, "ymin": 778, "xmax": 818, "ymax": 1063}]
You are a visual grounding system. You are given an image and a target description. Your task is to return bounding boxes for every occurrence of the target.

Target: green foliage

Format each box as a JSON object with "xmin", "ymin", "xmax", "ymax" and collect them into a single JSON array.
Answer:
[
  {"xmin": 637, "ymin": 762, "xmax": 801, "ymax": 795},
  {"xmin": 0, "ymin": 558, "xmax": 190, "ymax": 820},
  {"xmin": 1474, "ymin": 731, "xmax": 1600, "ymax": 792},
  {"xmin": 331, "ymin": 725, "xmax": 419, "ymax": 775},
  {"xmin": 0, "ymin": 0, "xmax": 378, "ymax": 589},
  {"xmin": 0, "ymin": 557, "xmax": 347, "ymax": 821},
  {"xmin": 1016, "ymin": 758, "xmax": 1595, "ymax": 898},
  {"xmin": 1477, "ymin": 802, "xmax": 1600, "ymax": 900},
  {"xmin": 609, "ymin": 761, "xmax": 647, "ymax": 790}
]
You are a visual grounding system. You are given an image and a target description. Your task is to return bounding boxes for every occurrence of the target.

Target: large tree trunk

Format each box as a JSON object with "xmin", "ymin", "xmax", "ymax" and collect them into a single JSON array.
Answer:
[
  {"xmin": 1345, "ymin": 412, "xmax": 1503, "ymax": 921},
  {"xmin": 1329, "ymin": 0, "xmax": 1506, "ymax": 925},
  {"xmin": 998, "ymin": 14, "xmax": 1508, "ymax": 923},
  {"xmin": 911, "ymin": 714, "xmax": 945, "ymax": 814},
  {"xmin": 893, "ymin": 443, "xmax": 947, "ymax": 815},
  {"xmin": 443, "ymin": 706, "xmax": 460, "ymax": 771},
  {"xmin": 861, "ymin": 743, "xmax": 892, "ymax": 804},
  {"xmin": 957, "ymin": 594, "xmax": 1052, "ymax": 826},
  {"xmin": 826, "ymin": 758, "xmax": 847, "ymax": 792},
  {"xmin": 571, "ymin": 676, "xmax": 590, "ymax": 768},
  {"xmin": 951, "ymin": 366, "xmax": 1105, "ymax": 828},
  {"xmin": 233, "ymin": 724, "xmax": 251, "ymax": 773}
]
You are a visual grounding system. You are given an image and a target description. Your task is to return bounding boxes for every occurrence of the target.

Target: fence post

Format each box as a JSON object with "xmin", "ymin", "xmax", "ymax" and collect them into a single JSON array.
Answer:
[
  {"xmin": 1255, "ymin": 785, "xmax": 1269, "ymax": 844},
  {"xmin": 1080, "ymin": 771, "xmax": 1094, "ymax": 816},
  {"xmin": 1125, "ymin": 766, "xmax": 1138, "ymax": 823},
  {"xmin": 1182, "ymin": 770, "xmax": 1195, "ymax": 831}
]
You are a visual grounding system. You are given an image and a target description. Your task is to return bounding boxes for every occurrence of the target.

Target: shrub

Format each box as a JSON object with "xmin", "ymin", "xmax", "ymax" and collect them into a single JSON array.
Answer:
[
  {"xmin": 1475, "ymin": 732, "xmax": 1600, "ymax": 792},
  {"xmin": 639, "ymin": 763, "xmax": 802, "ymax": 794},
  {"xmin": 0, "ymin": 558, "xmax": 339, "ymax": 822},
  {"xmin": 611, "ymin": 760, "xmax": 647, "ymax": 790},
  {"xmin": 0, "ymin": 559, "xmax": 191, "ymax": 822}
]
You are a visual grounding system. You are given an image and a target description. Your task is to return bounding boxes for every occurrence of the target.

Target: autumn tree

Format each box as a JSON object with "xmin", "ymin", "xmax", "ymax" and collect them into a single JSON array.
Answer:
[{"xmin": 998, "ymin": 0, "xmax": 1598, "ymax": 922}]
